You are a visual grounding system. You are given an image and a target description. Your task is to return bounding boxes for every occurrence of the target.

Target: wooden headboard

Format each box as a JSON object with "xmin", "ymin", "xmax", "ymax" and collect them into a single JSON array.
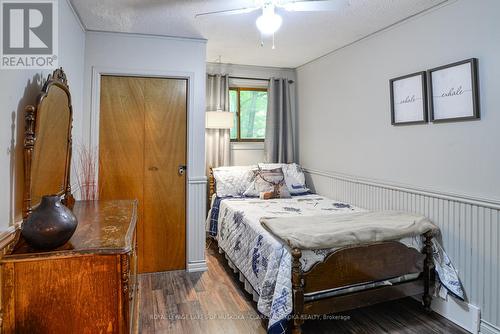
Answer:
[{"xmin": 208, "ymin": 167, "xmax": 216, "ymax": 205}]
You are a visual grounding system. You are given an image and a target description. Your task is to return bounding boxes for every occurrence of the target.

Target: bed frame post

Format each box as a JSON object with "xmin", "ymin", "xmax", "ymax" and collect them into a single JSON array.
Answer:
[
  {"xmin": 291, "ymin": 248, "xmax": 304, "ymax": 334},
  {"xmin": 207, "ymin": 167, "xmax": 215, "ymax": 213},
  {"xmin": 423, "ymin": 231, "xmax": 434, "ymax": 312}
]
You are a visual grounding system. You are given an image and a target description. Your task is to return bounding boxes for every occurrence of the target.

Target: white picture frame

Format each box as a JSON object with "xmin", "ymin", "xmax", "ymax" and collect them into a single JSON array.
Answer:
[
  {"xmin": 429, "ymin": 58, "xmax": 480, "ymax": 122},
  {"xmin": 390, "ymin": 71, "xmax": 428, "ymax": 125}
]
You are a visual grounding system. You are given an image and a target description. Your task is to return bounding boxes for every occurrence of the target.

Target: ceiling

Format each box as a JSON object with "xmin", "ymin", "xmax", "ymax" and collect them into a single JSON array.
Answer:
[{"xmin": 70, "ymin": 0, "xmax": 447, "ymax": 68}]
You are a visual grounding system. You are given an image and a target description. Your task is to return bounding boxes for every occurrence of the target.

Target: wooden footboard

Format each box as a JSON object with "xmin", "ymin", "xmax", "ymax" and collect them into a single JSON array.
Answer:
[{"xmin": 291, "ymin": 232, "xmax": 435, "ymax": 334}]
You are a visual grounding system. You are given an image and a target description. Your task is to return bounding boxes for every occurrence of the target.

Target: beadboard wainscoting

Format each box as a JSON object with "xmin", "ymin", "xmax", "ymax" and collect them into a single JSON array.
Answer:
[
  {"xmin": 303, "ymin": 168, "xmax": 500, "ymax": 334},
  {"xmin": 187, "ymin": 177, "xmax": 208, "ymax": 272}
]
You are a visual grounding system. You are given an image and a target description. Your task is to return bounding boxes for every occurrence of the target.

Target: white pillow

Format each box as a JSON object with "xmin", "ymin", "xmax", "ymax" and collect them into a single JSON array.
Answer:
[
  {"xmin": 258, "ymin": 163, "xmax": 309, "ymax": 195},
  {"xmin": 213, "ymin": 165, "xmax": 256, "ymax": 197}
]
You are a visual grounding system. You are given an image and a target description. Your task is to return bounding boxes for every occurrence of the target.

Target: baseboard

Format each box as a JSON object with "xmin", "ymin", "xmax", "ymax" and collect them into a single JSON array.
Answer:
[
  {"xmin": 187, "ymin": 260, "xmax": 208, "ymax": 272},
  {"xmin": 430, "ymin": 295, "xmax": 480, "ymax": 334},
  {"xmin": 481, "ymin": 321, "xmax": 500, "ymax": 334}
]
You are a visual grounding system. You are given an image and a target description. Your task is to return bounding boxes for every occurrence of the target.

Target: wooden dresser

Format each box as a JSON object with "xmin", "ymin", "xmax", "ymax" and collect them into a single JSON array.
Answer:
[{"xmin": 0, "ymin": 200, "xmax": 138, "ymax": 334}]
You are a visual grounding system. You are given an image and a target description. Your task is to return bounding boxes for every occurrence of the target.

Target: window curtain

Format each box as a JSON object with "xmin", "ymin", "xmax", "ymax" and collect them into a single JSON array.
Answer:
[
  {"xmin": 264, "ymin": 78, "xmax": 294, "ymax": 163},
  {"xmin": 206, "ymin": 74, "xmax": 230, "ymax": 172}
]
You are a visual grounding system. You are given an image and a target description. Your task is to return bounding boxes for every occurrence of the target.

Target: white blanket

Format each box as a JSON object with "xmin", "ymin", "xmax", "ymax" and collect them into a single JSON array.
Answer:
[{"xmin": 261, "ymin": 211, "xmax": 438, "ymax": 249}]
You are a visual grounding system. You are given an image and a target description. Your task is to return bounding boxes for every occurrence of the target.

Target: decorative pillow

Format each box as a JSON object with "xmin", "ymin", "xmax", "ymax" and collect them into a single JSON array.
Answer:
[
  {"xmin": 258, "ymin": 163, "xmax": 309, "ymax": 195},
  {"xmin": 243, "ymin": 168, "xmax": 291, "ymax": 199},
  {"xmin": 213, "ymin": 166, "xmax": 256, "ymax": 197}
]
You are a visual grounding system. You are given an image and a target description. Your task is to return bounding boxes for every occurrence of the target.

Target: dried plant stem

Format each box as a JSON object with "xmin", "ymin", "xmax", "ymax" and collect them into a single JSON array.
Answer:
[{"xmin": 75, "ymin": 145, "xmax": 99, "ymax": 201}]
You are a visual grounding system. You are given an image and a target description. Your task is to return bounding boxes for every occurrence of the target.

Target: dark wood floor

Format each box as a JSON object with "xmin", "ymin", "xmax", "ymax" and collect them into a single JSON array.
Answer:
[{"xmin": 138, "ymin": 245, "xmax": 469, "ymax": 334}]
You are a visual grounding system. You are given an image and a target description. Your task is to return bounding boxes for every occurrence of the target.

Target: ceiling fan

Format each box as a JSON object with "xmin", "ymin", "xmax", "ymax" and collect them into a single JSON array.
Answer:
[{"xmin": 195, "ymin": 0, "xmax": 350, "ymax": 48}]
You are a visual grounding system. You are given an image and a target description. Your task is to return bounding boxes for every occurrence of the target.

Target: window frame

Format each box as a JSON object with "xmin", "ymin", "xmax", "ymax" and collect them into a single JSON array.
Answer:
[{"xmin": 229, "ymin": 87, "xmax": 268, "ymax": 142}]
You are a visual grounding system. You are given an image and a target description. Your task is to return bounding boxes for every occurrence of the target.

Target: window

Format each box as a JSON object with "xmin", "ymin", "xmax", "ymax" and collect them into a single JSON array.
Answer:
[{"xmin": 229, "ymin": 87, "xmax": 268, "ymax": 141}]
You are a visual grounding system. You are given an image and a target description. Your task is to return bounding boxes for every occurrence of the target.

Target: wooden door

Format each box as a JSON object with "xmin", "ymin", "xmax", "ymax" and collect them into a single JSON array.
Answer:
[
  {"xmin": 99, "ymin": 76, "xmax": 187, "ymax": 273},
  {"xmin": 143, "ymin": 78, "xmax": 187, "ymax": 272}
]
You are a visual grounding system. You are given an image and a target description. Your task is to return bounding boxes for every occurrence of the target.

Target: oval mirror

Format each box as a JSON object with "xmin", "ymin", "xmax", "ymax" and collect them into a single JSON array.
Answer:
[{"xmin": 24, "ymin": 68, "xmax": 74, "ymax": 218}]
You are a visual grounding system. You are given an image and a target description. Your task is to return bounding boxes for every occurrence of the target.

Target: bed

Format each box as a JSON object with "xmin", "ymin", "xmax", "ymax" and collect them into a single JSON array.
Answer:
[{"xmin": 206, "ymin": 166, "xmax": 463, "ymax": 334}]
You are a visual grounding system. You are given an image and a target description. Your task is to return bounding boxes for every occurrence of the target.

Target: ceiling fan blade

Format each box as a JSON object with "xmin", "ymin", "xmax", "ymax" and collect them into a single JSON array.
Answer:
[
  {"xmin": 279, "ymin": 0, "xmax": 350, "ymax": 12},
  {"xmin": 195, "ymin": 7, "xmax": 259, "ymax": 18}
]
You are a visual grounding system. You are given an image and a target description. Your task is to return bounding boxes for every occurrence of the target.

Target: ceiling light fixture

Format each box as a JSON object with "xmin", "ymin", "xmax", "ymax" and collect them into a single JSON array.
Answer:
[
  {"xmin": 195, "ymin": 0, "xmax": 350, "ymax": 49},
  {"xmin": 255, "ymin": 3, "xmax": 282, "ymax": 35}
]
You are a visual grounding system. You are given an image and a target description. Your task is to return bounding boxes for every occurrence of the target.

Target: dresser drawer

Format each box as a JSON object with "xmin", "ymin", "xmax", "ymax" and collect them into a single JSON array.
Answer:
[{"xmin": 1, "ymin": 254, "xmax": 122, "ymax": 333}]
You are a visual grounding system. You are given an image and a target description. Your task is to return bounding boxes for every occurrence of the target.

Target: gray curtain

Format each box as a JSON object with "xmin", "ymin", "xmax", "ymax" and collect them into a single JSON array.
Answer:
[
  {"xmin": 206, "ymin": 74, "xmax": 230, "ymax": 172},
  {"xmin": 264, "ymin": 78, "xmax": 294, "ymax": 163}
]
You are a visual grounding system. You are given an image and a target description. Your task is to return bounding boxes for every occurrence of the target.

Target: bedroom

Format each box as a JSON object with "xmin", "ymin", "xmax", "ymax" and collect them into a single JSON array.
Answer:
[{"xmin": 0, "ymin": 0, "xmax": 498, "ymax": 333}]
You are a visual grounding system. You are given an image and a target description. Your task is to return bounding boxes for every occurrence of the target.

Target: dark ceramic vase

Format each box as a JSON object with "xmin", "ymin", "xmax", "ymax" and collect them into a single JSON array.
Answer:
[{"xmin": 21, "ymin": 195, "xmax": 78, "ymax": 250}]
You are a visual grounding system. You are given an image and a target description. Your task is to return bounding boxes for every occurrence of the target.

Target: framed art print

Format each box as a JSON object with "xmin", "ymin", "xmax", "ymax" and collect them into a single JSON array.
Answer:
[
  {"xmin": 428, "ymin": 58, "xmax": 480, "ymax": 122},
  {"xmin": 390, "ymin": 71, "xmax": 427, "ymax": 125}
]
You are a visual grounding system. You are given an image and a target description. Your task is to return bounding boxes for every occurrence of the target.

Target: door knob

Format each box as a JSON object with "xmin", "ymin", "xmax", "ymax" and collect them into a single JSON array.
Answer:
[
  {"xmin": 178, "ymin": 165, "xmax": 187, "ymax": 176},
  {"xmin": 148, "ymin": 166, "xmax": 158, "ymax": 171}
]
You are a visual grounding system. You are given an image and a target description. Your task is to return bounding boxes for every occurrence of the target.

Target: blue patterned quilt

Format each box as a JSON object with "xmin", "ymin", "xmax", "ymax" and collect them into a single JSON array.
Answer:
[{"xmin": 206, "ymin": 195, "xmax": 464, "ymax": 333}]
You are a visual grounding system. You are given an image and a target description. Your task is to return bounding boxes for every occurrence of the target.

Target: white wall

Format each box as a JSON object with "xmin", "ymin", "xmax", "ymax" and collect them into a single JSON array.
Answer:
[
  {"xmin": 0, "ymin": 0, "xmax": 85, "ymax": 231},
  {"xmin": 83, "ymin": 32, "xmax": 207, "ymax": 271},
  {"xmin": 206, "ymin": 62, "xmax": 296, "ymax": 166},
  {"xmin": 229, "ymin": 142, "xmax": 266, "ymax": 166},
  {"xmin": 297, "ymin": 0, "xmax": 500, "ymax": 202},
  {"xmin": 296, "ymin": 0, "xmax": 500, "ymax": 331}
]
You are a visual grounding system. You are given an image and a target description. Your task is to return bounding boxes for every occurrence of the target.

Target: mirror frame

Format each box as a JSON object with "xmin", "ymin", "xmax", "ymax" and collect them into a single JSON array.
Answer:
[{"xmin": 23, "ymin": 68, "xmax": 75, "ymax": 219}]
